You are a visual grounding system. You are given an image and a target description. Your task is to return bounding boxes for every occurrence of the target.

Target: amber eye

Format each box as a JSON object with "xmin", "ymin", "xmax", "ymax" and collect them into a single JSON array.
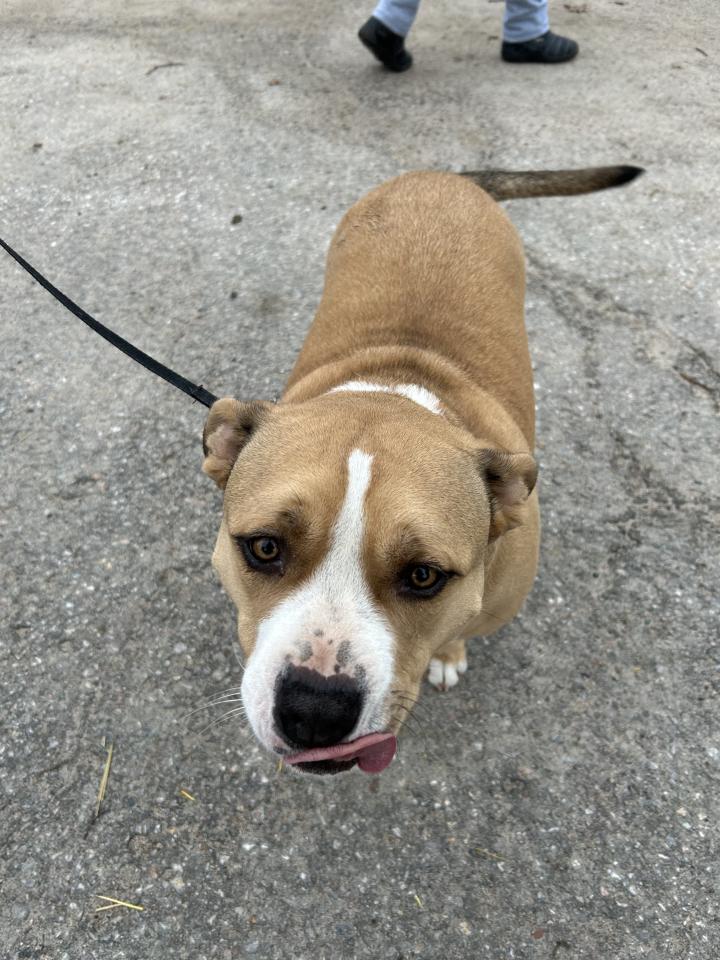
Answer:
[
  {"xmin": 249, "ymin": 537, "xmax": 280, "ymax": 562},
  {"xmin": 400, "ymin": 564, "xmax": 449, "ymax": 599},
  {"xmin": 410, "ymin": 565, "xmax": 438, "ymax": 590},
  {"xmin": 237, "ymin": 535, "xmax": 284, "ymax": 573}
]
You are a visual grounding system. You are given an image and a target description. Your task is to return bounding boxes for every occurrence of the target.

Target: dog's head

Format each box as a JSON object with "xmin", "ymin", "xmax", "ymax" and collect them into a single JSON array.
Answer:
[{"xmin": 202, "ymin": 389, "xmax": 536, "ymax": 774}]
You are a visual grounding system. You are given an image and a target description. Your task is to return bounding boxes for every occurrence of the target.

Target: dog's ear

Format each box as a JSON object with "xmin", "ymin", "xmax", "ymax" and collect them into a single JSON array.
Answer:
[
  {"xmin": 478, "ymin": 449, "xmax": 538, "ymax": 540},
  {"xmin": 202, "ymin": 398, "xmax": 272, "ymax": 489}
]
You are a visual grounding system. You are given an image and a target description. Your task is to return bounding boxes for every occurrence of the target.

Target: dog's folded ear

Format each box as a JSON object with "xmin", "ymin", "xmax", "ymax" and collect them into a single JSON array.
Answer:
[
  {"xmin": 478, "ymin": 449, "xmax": 538, "ymax": 540},
  {"xmin": 202, "ymin": 398, "xmax": 272, "ymax": 489}
]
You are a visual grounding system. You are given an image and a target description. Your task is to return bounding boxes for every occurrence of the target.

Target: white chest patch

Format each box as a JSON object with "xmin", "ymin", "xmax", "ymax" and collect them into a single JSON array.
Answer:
[
  {"xmin": 240, "ymin": 448, "xmax": 395, "ymax": 752},
  {"xmin": 329, "ymin": 380, "xmax": 443, "ymax": 416}
]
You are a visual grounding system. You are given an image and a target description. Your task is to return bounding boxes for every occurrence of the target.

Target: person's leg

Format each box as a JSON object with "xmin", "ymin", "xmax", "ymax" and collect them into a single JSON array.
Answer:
[
  {"xmin": 503, "ymin": 0, "xmax": 548, "ymax": 42},
  {"xmin": 358, "ymin": 0, "xmax": 419, "ymax": 72},
  {"xmin": 373, "ymin": 0, "xmax": 421, "ymax": 37},
  {"xmin": 501, "ymin": 0, "xmax": 578, "ymax": 63}
]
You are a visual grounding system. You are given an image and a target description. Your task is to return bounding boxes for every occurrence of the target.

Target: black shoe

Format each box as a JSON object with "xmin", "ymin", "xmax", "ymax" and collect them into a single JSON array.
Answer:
[
  {"xmin": 358, "ymin": 16, "xmax": 413, "ymax": 72},
  {"xmin": 501, "ymin": 30, "xmax": 579, "ymax": 64}
]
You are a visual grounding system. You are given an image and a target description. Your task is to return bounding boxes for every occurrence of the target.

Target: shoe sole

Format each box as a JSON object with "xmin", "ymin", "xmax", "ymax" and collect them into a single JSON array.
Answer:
[{"xmin": 501, "ymin": 43, "xmax": 578, "ymax": 64}]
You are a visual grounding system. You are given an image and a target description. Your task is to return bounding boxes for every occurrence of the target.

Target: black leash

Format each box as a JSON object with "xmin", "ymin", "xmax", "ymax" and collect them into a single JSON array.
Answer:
[{"xmin": 0, "ymin": 235, "xmax": 219, "ymax": 408}]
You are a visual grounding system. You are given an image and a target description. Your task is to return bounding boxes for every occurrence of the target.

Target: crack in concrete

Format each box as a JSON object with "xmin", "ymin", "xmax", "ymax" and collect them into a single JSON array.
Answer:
[
  {"xmin": 526, "ymin": 252, "xmax": 719, "ymax": 411},
  {"xmin": 673, "ymin": 339, "xmax": 720, "ymax": 410}
]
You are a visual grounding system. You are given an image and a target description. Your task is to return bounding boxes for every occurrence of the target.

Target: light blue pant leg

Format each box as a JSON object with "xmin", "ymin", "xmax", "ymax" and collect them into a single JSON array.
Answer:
[
  {"xmin": 372, "ymin": 0, "xmax": 421, "ymax": 37},
  {"xmin": 503, "ymin": 0, "xmax": 549, "ymax": 42}
]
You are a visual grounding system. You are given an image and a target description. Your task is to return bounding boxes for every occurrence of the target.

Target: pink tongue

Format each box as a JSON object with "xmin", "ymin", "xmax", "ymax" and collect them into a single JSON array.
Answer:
[{"xmin": 283, "ymin": 732, "xmax": 397, "ymax": 774}]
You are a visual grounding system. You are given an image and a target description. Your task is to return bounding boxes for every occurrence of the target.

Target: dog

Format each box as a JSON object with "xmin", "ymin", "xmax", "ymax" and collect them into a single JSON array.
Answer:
[{"xmin": 201, "ymin": 165, "xmax": 641, "ymax": 775}]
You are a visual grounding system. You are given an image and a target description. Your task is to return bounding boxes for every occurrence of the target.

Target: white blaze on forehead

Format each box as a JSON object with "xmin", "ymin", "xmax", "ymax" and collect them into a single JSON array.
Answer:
[
  {"xmin": 325, "ymin": 448, "xmax": 374, "ymax": 591},
  {"xmin": 240, "ymin": 447, "xmax": 395, "ymax": 753},
  {"xmin": 329, "ymin": 380, "xmax": 442, "ymax": 416}
]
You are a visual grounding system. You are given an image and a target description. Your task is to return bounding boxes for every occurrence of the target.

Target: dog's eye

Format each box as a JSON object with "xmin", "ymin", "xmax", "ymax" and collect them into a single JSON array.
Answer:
[
  {"xmin": 238, "ymin": 535, "xmax": 284, "ymax": 573},
  {"xmin": 250, "ymin": 537, "xmax": 280, "ymax": 561},
  {"xmin": 410, "ymin": 565, "xmax": 438, "ymax": 589},
  {"xmin": 400, "ymin": 564, "xmax": 449, "ymax": 599}
]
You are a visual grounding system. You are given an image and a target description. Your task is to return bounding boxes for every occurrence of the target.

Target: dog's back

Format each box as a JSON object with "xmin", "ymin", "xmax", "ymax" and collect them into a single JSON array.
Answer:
[
  {"xmin": 288, "ymin": 172, "xmax": 532, "ymax": 442},
  {"xmin": 286, "ymin": 165, "xmax": 641, "ymax": 448}
]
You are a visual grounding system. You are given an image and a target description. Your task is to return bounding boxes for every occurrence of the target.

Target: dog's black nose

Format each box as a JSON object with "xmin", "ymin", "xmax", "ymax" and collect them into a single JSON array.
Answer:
[{"xmin": 274, "ymin": 666, "xmax": 363, "ymax": 749}]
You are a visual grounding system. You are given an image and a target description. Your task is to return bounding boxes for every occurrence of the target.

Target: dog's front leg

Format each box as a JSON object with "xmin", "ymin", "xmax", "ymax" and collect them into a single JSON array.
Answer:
[{"xmin": 427, "ymin": 637, "xmax": 468, "ymax": 691}]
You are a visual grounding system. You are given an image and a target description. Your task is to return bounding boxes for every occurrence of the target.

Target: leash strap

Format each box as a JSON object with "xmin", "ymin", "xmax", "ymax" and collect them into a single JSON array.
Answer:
[{"xmin": 0, "ymin": 235, "xmax": 218, "ymax": 408}]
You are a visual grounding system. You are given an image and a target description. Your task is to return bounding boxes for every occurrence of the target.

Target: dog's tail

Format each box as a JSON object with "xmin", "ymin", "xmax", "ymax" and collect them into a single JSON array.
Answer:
[{"xmin": 460, "ymin": 164, "xmax": 643, "ymax": 201}]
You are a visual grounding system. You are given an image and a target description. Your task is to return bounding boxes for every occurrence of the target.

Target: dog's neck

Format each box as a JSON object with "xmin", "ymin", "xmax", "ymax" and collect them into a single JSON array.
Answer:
[{"xmin": 282, "ymin": 344, "xmax": 532, "ymax": 451}]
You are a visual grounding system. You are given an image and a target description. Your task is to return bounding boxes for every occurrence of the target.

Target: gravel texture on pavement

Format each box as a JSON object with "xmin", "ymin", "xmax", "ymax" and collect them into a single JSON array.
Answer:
[{"xmin": 1, "ymin": 2, "xmax": 717, "ymax": 958}]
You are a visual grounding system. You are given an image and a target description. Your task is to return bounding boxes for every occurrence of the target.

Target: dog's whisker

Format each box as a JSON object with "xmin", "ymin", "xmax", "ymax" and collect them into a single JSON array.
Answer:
[
  {"xmin": 392, "ymin": 700, "xmax": 432, "ymax": 733},
  {"xmin": 231, "ymin": 645, "xmax": 246, "ymax": 672},
  {"xmin": 213, "ymin": 708, "xmax": 248, "ymax": 726},
  {"xmin": 393, "ymin": 705, "xmax": 425, "ymax": 728},
  {"xmin": 389, "ymin": 707, "xmax": 415, "ymax": 729},
  {"xmin": 388, "ymin": 702, "xmax": 430, "ymax": 723},
  {"xmin": 389, "ymin": 708, "xmax": 445, "ymax": 766},
  {"xmin": 391, "ymin": 693, "xmax": 430, "ymax": 716},
  {"xmin": 181, "ymin": 696, "xmax": 244, "ymax": 722},
  {"xmin": 197, "ymin": 707, "xmax": 248, "ymax": 737},
  {"xmin": 393, "ymin": 707, "xmax": 418, "ymax": 726},
  {"xmin": 196, "ymin": 691, "xmax": 243, "ymax": 706},
  {"xmin": 390, "ymin": 704, "xmax": 426, "ymax": 734},
  {"xmin": 389, "ymin": 696, "xmax": 423, "ymax": 718},
  {"xmin": 390, "ymin": 687, "xmax": 418, "ymax": 698},
  {"xmin": 206, "ymin": 683, "xmax": 244, "ymax": 697},
  {"xmin": 390, "ymin": 688, "xmax": 423, "ymax": 702},
  {"xmin": 390, "ymin": 714, "xmax": 426, "ymax": 749},
  {"xmin": 199, "ymin": 693, "xmax": 244, "ymax": 707},
  {"xmin": 392, "ymin": 692, "xmax": 421, "ymax": 707},
  {"xmin": 390, "ymin": 704, "xmax": 430, "ymax": 725},
  {"xmin": 390, "ymin": 690, "xmax": 417, "ymax": 701}
]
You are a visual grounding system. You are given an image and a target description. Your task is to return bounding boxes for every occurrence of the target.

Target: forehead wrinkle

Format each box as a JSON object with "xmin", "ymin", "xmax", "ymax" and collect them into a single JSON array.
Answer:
[
  {"xmin": 376, "ymin": 523, "xmax": 472, "ymax": 574},
  {"xmin": 226, "ymin": 497, "xmax": 308, "ymax": 537}
]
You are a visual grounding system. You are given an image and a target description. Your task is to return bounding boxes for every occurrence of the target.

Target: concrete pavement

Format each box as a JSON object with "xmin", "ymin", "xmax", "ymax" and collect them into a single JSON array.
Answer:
[{"xmin": 0, "ymin": 1, "xmax": 718, "ymax": 957}]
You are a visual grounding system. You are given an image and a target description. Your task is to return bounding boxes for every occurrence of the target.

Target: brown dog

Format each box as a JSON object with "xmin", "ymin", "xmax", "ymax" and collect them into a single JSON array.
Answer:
[{"xmin": 201, "ymin": 165, "xmax": 641, "ymax": 775}]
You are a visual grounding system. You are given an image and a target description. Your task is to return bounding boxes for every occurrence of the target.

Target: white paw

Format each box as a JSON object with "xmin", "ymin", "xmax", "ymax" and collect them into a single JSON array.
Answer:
[{"xmin": 428, "ymin": 657, "xmax": 467, "ymax": 691}]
